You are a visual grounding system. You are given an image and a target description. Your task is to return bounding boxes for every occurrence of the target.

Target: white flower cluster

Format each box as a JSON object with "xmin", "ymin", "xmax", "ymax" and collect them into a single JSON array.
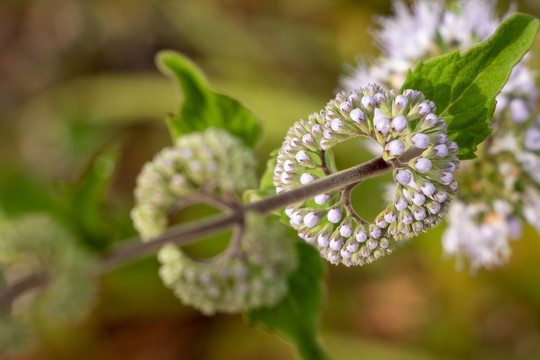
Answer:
[
  {"xmin": 443, "ymin": 200, "xmax": 521, "ymax": 272},
  {"xmin": 131, "ymin": 128, "xmax": 296, "ymax": 314},
  {"xmin": 273, "ymin": 85, "xmax": 459, "ymax": 266},
  {"xmin": 340, "ymin": 0, "xmax": 540, "ymax": 272}
]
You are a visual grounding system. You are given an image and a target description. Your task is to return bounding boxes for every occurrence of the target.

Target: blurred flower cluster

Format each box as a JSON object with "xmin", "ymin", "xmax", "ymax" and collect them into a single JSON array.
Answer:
[{"xmin": 341, "ymin": 0, "xmax": 540, "ymax": 273}]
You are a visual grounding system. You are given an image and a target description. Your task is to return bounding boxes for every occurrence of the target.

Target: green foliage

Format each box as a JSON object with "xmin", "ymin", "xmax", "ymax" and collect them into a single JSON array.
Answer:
[
  {"xmin": 156, "ymin": 50, "xmax": 262, "ymax": 148},
  {"xmin": 245, "ymin": 242, "xmax": 328, "ymax": 360},
  {"xmin": 0, "ymin": 168, "xmax": 56, "ymax": 218},
  {"xmin": 402, "ymin": 13, "xmax": 540, "ymax": 159},
  {"xmin": 56, "ymin": 146, "xmax": 120, "ymax": 251},
  {"xmin": 0, "ymin": 146, "xmax": 126, "ymax": 253}
]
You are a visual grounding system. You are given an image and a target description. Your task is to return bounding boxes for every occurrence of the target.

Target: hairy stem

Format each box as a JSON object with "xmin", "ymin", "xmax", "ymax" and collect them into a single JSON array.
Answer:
[
  {"xmin": 245, "ymin": 157, "xmax": 391, "ymax": 214},
  {"xmin": 0, "ymin": 156, "xmax": 392, "ymax": 308}
]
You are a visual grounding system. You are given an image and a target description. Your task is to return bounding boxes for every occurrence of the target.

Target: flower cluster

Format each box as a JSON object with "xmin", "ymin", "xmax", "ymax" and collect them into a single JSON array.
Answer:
[
  {"xmin": 443, "ymin": 200, "xmax": 521, "ymax": 271},
  {"xmin": 158, "ymin": 213, "xmax": 297, "ymax": 315},
  {"xmin": 0, "ymin": 214, "xmax": 97, "ymax": 351},
  {"xmin": 131, "ymin": 127, "xmax": 258, "ymax": 241},
  {"xmin": 341, "ymin": 0, "xmax": 540, "ymax": 272},
  {"xmin": 131, "ymin": 128, "xmax": 296, "ymax": 314},
  {"xmin": 273, "ymin": 85, "xmax": 459, "ymax": 266}
]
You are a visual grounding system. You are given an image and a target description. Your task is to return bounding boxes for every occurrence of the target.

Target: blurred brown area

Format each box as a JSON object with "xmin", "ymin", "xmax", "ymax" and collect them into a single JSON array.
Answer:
[{"xmin": 2, "ymin": 0, "xmax": 540, "ymax": 359}]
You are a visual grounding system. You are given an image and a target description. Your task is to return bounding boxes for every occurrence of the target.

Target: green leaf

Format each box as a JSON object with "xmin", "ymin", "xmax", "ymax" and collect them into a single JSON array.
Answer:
[
  {"xmin": 245, "ymin": 242, "xmax": 328, "ymax": 360},
  {"xmin": 156, "ymin": 50, "xmax": 262, "ymax": 148},
  {"xmin": 0, "ymin": 167, "xmax": 55, "ymax": 218},
  {"xmin": 56, "ymin": 146, "xmax": 120, "ymax": 252},
  {"xmin": 402, "ymin": 13, "xmax": 540, "ymax": 159}
]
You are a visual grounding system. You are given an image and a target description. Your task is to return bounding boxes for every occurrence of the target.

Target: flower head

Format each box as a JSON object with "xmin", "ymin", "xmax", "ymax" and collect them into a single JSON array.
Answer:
[
  {"xmin": 442, "ymin": 200, "xmax": 520, "ymax": 273},
  {"xmin": 274, "ymin": 85, "xmax": 458, "ymax": 266}
]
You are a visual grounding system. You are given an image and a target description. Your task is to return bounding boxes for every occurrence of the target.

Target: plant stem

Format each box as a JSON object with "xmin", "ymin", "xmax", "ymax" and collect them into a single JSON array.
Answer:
[
  {"xmin": 0, "ymin": 156, "xmax": 392, "ymax": 307},
  {"xmin": 0, "ymin": 272, "xmax": 49, "ymax": 310},
  {"xmin": 245, "ymin": 156, "xmax": 390, "ymax": 214}
]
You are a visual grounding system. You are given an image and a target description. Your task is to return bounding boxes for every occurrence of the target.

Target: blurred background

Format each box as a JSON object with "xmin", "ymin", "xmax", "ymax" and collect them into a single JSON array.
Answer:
[{"xmin": 1, "ymin": 0, "xmax": 540, "ymax": 359}]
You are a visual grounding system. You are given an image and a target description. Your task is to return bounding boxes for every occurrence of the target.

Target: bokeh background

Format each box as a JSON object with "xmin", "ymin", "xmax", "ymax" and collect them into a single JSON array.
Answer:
[{"xmin": 2, "ymin": 0, "xmax": 540, "ymax": 359}]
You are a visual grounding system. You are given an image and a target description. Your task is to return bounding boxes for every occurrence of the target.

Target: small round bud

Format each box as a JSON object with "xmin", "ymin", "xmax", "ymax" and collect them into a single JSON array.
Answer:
[
  {"xmin": 420, "ymin": 181, "xmax": 436, "ymax": 196},
  {"xmin": 339, "ymin": 223, "xmax": 353, "ymax": 237},
  {"xmin": 391, "ymin": 115, "xmax": 408, "ymax": 131},
  {"xmin": 384, "ymin": 209, "xmax": 397, "ymax": 223},
  {"xmin": 394, "ymin": 95, "xmax": 408, "ymax": 110},
  {"xmin": 412, "ymin": 206, "xmax": 426, "ymax": 221},
  {"xmin": 395, "ymin": 169, "xmax": 412, "ymax": 185},
  {"xmin": 300, "ymin": 173, "xmax": 317, "ymax": 185},
  {"xmin": 302, "ymin": 133, "xmax": 316, "ymax": 147},
  {"xmin": 432, "ymin": 144, "xmax": 449, "ymax": 158},
  {"xmin": 374, "ymin": 93, "xmax": 386, "ymax": 104},
  {"xmin": 280, "ymin": 172, "xmax": 292, "ymax": 184},
  {"xmin": 427, "ymin": 201, "xmax": 441, "ymax": 214},
  {"xmin": 416, "ymin": 102, "xmax": 431, "ymax": 115},
  {"xmin": 350, "ymin": 108, "xmax": 365, "ymax": 125},
  {"xmin": 367, "ymin": 238, "xmax": 379, "ymax": 250},
  {"xmin": 303, "ymin": 212, "xmax": 321, "ymax": 228},
  {"xmin": 347, "ymin": 241, "xmax": 359, "ymax": 252},
  {"xmin": 285, "ymin": 207, "xmax": 295, "ymax": 218},
  {"xmin": 290, "ymin": 211, "xmax": 303, "ymax": 225},
  {"xmin": 323, "ymin": 129, "xmax": 333, "ymax": 139},
  {"xmin": 400, "ymin": 211, "xmax": 413, "ymax": 225},
  {"xmin": 327, "ymin": 207, "xmax": 342, "ymax": 223},
  {"xmin": 331, "ymin": 119, "xmax": 345, "ymax": 132},
  {"xmin": 317, "ymin": 232, "xmax": 330, "ymax": 247},
  {"xmin": 361, "ymin": 95, "xmax": 375, "ymax": 109},
  {"xmin": 314, "ymin": 193, "xmax": 331, "ymax": 205},
  {"xmin": 283, "ymin": 159, "xmax": 295, "ymax": 172},
  {"xmin": 414, "ymin": 158, "xmax": 432, "ymax": 173},
  {"xmin": 434, "ymin": 134, "xmax": 449, "ymax": 144},
  {"xmin": 395, "ymin": 196, "xmax": 408, "ymax": 211},
  {"xmin": 374, "ymin": 114, "xmax": 390, "ymax": 136},
  {"xmin": 411, "ymin": 192, "xmax": 426, "ymax": 206},
  {"xmin": 295, "ymin": 150, "xmax": 312, "ymax": 164},
  {"xmin": 355, "ymin": 227, "xmax": 368, "ymax": 242},
  {"xmin": 424, "ymin": 113, "xmax": 439, "ymax": 127},
  {"xmin": 370, "ymin": 226, "xmax": 382, "ymax": 239},
  {"xmin": 312, "ymin": 124, "xmax": 323, "ymax": 136},
  {"xmin": 339, "ymin": 101, "xmax": 352, "ymax": 113},
  {"xmin": 411, "ymin": 133, "xmax": 430, "ymax": 149},
  {"xmin": 434, "ymin": 191, "xmax": 448, "ymax": 203},
  {"xmin": 340, "ymin": 249, "xmax": 352, "ymax": 259},
  {"xmin": 386, "ymin": 139, "xmax": 405, "ymax": 156},
  {"xmin": 448, "ymin": 141, "xmax": 459, "ymax": 153},
  {"xmin": 439, "ymin": 172, "xmax": 453, "ymax": 185},
  {"xmin": 330, "ymin": 237, "xmax": 343, "ymax": 251}
]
